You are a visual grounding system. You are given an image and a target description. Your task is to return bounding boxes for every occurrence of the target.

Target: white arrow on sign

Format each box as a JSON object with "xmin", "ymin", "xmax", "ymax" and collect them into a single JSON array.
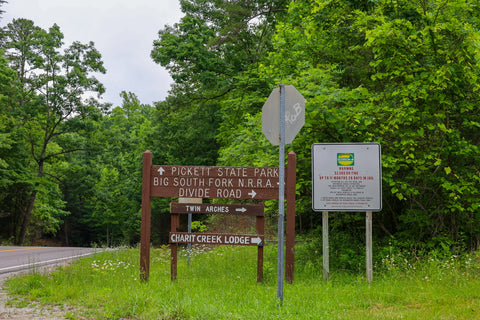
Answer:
[
  {"xmin": 157, "ymin": 167, "xmax": 165, "ymax": 175},
  {"xmin": 235, "ymin": 207, "xmax": 247, "ymax": 213},
  {"xmin": 248, "ymin": 190, "xmax": 257, "ymax": 198},
  {"xmin": 251, "ymin": 237, "xmax": 263, "ymax": 245}
]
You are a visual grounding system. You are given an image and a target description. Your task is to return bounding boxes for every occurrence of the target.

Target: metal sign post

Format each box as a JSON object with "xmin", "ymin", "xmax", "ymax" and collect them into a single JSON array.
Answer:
[
  {"xmin": 178, "ymin": 198, "xmax": 202, "ymax": 266},
  {"xmin": 277, "ymin": 84, "xmax": 286, "ymax": 305},
  {"xmin": 322, "ymin": 211, "xmax": 329, "ymax": 281},
  {"xmin": 262, "ymin": 84, "xmax": 304, "ymax": 306},
  {"xmin": 366, "ymin": 211, "xmax": 373, "ymax": 283}
]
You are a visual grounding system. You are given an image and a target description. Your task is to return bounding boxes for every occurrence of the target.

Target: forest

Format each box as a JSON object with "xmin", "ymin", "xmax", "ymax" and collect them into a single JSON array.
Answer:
[{"xmin": 0, "ymin": 0, "xmax": 479, "ymax": 261}]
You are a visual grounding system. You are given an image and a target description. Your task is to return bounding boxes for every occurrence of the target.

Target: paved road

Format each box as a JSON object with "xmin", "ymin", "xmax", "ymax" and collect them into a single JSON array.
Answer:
[{"xmin": 0, "ymin": 246, "xmax": 101, "ymax": 275}]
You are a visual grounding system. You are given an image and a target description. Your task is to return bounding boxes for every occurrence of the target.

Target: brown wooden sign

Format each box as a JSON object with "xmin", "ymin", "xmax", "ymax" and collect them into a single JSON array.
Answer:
[
  {"xmin": 151, "ymin": 165, "xmax": 279, "ymax": 199},
  {"xmin": 140, "ymin": 150, "xmax": 296, "ymax": 284},
  {"xmin": 170, "ymin": 202, "xmax": 264, "ymax": 216},
  {"xmin": 170, "ymin": 232, "xmax": 264, "ymax": 246}
]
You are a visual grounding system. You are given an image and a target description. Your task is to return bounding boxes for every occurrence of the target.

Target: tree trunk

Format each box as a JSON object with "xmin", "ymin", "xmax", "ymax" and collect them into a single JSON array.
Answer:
[
  {"xmin": 18, "ymin": 158, "xmax": 44, "ymax": 245},
  {"xmin": 63, "ymin": 217, "xmax": 70, "ymax": 246},
  {"xmin": 18, "ymin": 188, "xmax": 37, "ymax": 245}
]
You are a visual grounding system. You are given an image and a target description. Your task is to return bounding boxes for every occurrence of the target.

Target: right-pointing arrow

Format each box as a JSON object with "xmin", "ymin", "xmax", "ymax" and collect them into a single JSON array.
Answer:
[
  {"xmin": 251, "ymin": 237, "xmax": 263, "ymax": 245},
  {"xmin": 235, "ymin": 207, "xmax": 247, "ymax": 213},
  {"xmin": 248, "ymin": 190, "xmax": 257, "ymax": 198}
]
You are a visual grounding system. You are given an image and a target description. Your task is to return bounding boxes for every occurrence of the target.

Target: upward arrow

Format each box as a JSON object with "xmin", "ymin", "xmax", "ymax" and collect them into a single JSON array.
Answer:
[{"xmin": 157, "ymin": 167, "xmax": 165, "ymax": 175}]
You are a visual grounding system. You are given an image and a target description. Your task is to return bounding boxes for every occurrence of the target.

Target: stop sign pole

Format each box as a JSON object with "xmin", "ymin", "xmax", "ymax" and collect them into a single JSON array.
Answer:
[
  {"xmin": 277, "ymin": 84, "xmax": 286, "ymax": 306},
  {"xmin": 262, "ymin": 84, "xmax": 304, "ymax": 306}
]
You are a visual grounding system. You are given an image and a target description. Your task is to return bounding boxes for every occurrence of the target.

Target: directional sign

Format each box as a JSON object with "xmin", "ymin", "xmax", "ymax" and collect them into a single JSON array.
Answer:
[
  {"xmin": 151, "ymin": 165, "xmax": 280, "ymax": 200},
  {"xmin": 170, "ymin": 232, "xmax": 264, "ymax": 246},
  {"xmin": 170, "ymin": 202, "xmax": 265, "ymax": 216},
  {"xmin": 262, "ymin": 85, "xmax": 305, "ymax": 145}
]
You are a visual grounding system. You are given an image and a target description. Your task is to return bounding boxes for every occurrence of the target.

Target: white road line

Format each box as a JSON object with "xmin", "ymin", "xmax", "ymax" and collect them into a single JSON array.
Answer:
[{"xmin": 0, "ymin": 251, "xmax": 97, "ymax": 274}]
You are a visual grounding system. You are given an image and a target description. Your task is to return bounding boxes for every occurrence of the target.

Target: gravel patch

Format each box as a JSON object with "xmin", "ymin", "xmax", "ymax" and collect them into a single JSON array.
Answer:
[{"xmin": 0, "ymin": 272, "xmax": 69, "ymax": 320}]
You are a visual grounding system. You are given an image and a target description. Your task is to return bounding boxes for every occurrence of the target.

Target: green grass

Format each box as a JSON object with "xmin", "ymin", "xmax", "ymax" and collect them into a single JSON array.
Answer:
[{"xmin": 4, "ymin": 244, "xmax": 480, "ymax": 319}]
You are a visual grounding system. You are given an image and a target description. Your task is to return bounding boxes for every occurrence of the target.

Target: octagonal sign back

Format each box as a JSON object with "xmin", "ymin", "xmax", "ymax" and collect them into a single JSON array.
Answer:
[{"xmin": 262, "ymin": 85, "xmax": 305, "ymax": 145}]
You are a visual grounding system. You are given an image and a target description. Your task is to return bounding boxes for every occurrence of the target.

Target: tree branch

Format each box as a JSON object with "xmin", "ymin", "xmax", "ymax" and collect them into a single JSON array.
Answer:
[{"xmin": 43, "ymin": 148, "xmax": 86, "ymax": 161}]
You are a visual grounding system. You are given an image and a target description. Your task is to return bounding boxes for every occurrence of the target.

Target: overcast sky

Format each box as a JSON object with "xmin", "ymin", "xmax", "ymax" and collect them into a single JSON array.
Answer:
[{"xmin": 1, "ymin": 0, "xmax": 184, "ymax": 107}]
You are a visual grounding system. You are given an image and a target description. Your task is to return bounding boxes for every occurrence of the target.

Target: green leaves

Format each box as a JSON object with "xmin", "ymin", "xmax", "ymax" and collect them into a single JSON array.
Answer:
[
  {"xmin": 249, "ymin": 0, "xmax": 480, "ymax": 246},
  {"xmin": 0, "ymin": 18, "xmax": 107, "ymax": 244},
  {"xmin": 2, "ymin": 0, "xmax": 478, "ymax": 249}
]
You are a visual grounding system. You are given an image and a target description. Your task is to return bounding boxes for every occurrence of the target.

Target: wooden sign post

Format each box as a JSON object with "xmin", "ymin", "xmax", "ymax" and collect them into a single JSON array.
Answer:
[
  {"xmin": 140, "ymin": 150, "xmax": 152, "ymax": 282},
  {"xmin": 286, "ymin": 151, "xmax": 296, "ymax": 284}
]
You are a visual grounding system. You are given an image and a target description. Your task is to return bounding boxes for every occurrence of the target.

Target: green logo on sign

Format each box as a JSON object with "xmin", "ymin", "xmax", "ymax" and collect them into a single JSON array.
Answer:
[{"xmin": 337, "ymin": 153, "xmax": 354, "ymax": 166}]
